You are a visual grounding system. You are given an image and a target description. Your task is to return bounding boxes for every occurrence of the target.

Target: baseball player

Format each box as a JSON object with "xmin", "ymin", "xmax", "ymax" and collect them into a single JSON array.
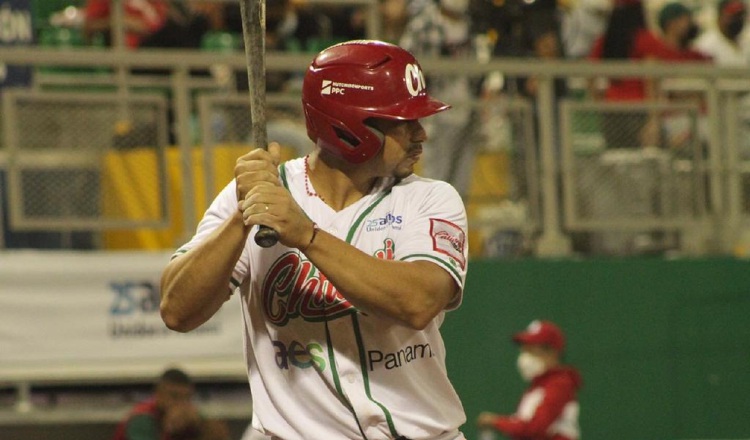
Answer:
[{"xmin": 160, "ymin": 40, "xmax": 469, "ymax": 440}]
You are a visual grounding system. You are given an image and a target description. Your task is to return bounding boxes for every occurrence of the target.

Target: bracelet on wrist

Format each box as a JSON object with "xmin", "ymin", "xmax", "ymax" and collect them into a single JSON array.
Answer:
[{"xmin": 300, "ymin": 222, "xmax": 319, "ymax": 252}]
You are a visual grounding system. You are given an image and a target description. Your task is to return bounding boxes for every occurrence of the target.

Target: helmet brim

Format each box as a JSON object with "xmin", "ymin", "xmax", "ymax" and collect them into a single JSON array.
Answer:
[{"xmin": 368, "ymin": 95, "xmax": 451, "ymax": 121}]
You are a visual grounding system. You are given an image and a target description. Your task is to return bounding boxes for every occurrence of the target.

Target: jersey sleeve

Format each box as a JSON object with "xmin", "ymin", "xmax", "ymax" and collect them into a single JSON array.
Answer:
[
  {"xmin": 172, "ymin": 180, "xmax": 250, "ymax": 292},
  {"xmin": 395, "ymin": 180, "xmax": 468, "ymax": 310}
]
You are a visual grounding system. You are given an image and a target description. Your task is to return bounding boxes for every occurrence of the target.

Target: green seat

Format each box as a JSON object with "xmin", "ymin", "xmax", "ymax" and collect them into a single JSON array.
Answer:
[
  {"xmin": 39, "ymin": 26, "xmax": 85, "ymax": 48},
  {"xmin": 38, "ymin": 27, "xmax": 86, "ymax": 75},
  {"xmin": 37, "ymin": 26, "xmax": 112, "ymax": 91},
  {"xmin": 201, "ymin": 32, "xmax": 241, "ymax": 53},
  {"xmin": 571, "ymin": 111, "xmax": 605, "ymax": 155},
  {"xmin": 32, "ymin": 1, "xmax": 84, "ymax": 31}
]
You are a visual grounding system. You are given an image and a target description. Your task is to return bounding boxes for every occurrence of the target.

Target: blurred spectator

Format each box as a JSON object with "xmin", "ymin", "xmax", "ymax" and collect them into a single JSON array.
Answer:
[
  {"xmin": 656, "ymin": 2, "xmax": 710, "ymax": 153},
  {"xmin": 477, "ymin": 320, "xmax": 582, "ymax": 440},
  {"xmin": 588, "ymin": 0, "xmax": 665, "ymax": 149},
  {"xmin": 657, "ymin": 2, "xmax": 704, "ymax": 58},
  {"xmin": 560, "ymin": 0, "xmax": 612, "ymax": 59},
  {"xmin": 223, "ymin": 0, "xmax": 327, "ymax": 53},
  {"xmin": 693, "ymin": 0, "xmax": 749, "ymax": 65},
  {"xmin": 521, "ymin": 25, "xmax": 568, "ymax": 197},
  {"xmin": 322, "ymin": 5, "xmax": 367, "ymax": 40},
  {"xmin": 380, "ymin": 0, "xmax": 410, "ymax": 44},
  {"xmin": 83, "ymin": 0, "xmax": 169, "ymax": 48},
  {"xmin": 188, "ymin": 1, "xmax": 225, "ymax": 31},
  {"xmin": 471, "ymin": 0, "xmax": 561, "ymax": 57},
  {"xmin": 139, "ymin": 1, "xmax": 210, "ymax": 49},
  {"xmin": 694, "ymin": 1, "xmax": 750, "ymax": 162},
  {"xmin": 517, "ymin": 25, "xmax": 567, "ymax": 100},
  {"xmin": 112, "ymin": 367, "xmax": 230, "ymax": 440},
  {"xmin": 400, "ymin": 0, "xmax": 478, "ymax": 198}
]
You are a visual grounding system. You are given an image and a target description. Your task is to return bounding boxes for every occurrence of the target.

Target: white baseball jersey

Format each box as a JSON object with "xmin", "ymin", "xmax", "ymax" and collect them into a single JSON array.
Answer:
[{"xmin": 175, "ymin": 157, "xmax": 469, "ymax": 440}]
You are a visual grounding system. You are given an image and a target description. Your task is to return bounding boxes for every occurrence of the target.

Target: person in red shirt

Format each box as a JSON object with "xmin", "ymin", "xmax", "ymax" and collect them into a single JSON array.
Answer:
[
  {"xmin": 83, "ymin": 0, "xmax": 169, "ymax": 48},
  {"xmin": 477, "ymin": 320, "xmax": 582, "ymax": 440},
  {"xmin": 587, "ymin": 0, "xmax": 667, "ymax": 149},
  {"xmin": 657, "ymin": 3, "xmax": 703, "ymax": 59},
  {"xmin": 112, "ymin": 367, "xmax": 229, "ymax": 440}
]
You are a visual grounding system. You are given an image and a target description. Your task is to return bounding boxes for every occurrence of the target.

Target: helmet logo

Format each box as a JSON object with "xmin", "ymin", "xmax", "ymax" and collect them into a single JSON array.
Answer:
[
  {"xmin": 404, "ymin": 64, "xmax": 426, "ymax": 97},
  {"xmin": 321, "ymin": 80, "xmax": 344, "ymax": 95}
]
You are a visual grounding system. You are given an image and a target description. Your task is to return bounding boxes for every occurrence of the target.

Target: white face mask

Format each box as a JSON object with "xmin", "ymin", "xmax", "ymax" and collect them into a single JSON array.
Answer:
[
  {"xmin": 440, "ymin": 0, "xmax": 469, "ymax": 14},
  {"xmin": 517, "ymin": 352, "xmax": 547, "ymax": 382}
]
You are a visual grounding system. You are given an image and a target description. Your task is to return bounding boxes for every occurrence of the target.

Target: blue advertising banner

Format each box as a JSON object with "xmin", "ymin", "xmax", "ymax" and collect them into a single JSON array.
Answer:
[{"xmin": 0, "ymin": 0, "xmax": 34, "ymax": 88}]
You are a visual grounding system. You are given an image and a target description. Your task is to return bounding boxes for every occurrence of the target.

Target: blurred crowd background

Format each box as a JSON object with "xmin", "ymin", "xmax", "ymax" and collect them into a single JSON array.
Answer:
[{"xmin": 4, "ymin": 0, "xmax": 750, "ymax": 260}]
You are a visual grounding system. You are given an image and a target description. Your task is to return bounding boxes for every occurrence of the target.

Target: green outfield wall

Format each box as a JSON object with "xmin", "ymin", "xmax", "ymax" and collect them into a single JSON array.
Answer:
[{"xmin": 442, "ymin": 257, "xmax": 750, "ymax": 440}]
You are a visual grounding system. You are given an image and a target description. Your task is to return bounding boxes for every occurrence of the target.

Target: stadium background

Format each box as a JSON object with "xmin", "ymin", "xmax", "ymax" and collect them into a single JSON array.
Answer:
[{"xmin": 1, "ymin": 0, "xmax": 749, "ymax": 439}]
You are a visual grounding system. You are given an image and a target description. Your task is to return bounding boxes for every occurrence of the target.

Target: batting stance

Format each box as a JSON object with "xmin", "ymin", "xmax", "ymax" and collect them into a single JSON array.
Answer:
[{"xmin": 160, "ymin": 40, "xmax": 469, "ymax": 440}]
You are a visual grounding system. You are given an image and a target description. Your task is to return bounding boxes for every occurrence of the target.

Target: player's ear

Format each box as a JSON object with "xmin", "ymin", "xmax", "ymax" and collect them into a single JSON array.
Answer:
[{"xmin": 268, "ymin": 142, "xmax": 282, "ymax": 166}]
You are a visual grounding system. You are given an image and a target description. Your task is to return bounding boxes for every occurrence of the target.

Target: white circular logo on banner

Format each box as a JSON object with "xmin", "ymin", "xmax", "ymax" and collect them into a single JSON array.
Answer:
[{"xmin": 404, "ymin": 63, "xmax": 426, "ymax": 97}]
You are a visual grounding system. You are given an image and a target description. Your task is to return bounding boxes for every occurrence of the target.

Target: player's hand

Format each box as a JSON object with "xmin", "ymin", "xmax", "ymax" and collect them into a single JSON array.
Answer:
[
  {"xmin": 234, "ymin": 143, "xmax": 281, "ymax": 203},
  {"xmin": 239, "ymin": 181, "xmax": 314, "ymax": 250},
  {"xmin": 163, "ymin": 402, "xmax": 202, "ymax": 434},
  {"xmin": 476, "ymin": 411, "xmax": 500, "ymax": 429}
]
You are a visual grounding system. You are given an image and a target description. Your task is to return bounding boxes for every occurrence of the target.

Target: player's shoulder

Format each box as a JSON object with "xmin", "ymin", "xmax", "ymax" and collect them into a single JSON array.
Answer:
[
  {"xmin": 394, "ymin": 174, "xmax": 461, "ymax": 200},
  {"xmin": 280, "ymin": 157, "xmax": 305, "ymax": 177},
  {"xmin": 278, "ymin": 157, "xmax": 305, "ymax": 188}
]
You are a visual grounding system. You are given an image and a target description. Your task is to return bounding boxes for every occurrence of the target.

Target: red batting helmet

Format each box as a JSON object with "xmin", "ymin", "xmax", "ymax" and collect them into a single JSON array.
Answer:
[{"xmin": 301, "ymin": 40, "xmax": 450, "ymax": 163}]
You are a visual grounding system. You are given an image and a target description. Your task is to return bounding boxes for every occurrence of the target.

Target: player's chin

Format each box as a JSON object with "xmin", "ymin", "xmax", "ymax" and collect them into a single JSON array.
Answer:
[{"xmin": 394, "ymin": 162, "xmax": 416, "ymax": 179}]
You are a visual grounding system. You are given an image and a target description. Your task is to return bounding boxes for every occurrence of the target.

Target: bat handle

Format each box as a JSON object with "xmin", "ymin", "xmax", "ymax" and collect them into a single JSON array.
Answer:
[{"xmin": 254, "ymin": 225, "xmax": 279, "ymax": 248}]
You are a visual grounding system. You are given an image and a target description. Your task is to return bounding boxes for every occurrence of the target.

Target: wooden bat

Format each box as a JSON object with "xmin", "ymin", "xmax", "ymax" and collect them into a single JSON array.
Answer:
[{"xmin": 239, "ymin": 0, "xmax": 279, "ymax": 248}]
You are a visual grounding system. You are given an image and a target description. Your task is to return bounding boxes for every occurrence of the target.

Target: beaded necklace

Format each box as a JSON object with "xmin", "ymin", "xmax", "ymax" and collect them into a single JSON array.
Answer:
[{"xmin": 304, "ymin": 155, "xmax": 325, "ymax": 202}]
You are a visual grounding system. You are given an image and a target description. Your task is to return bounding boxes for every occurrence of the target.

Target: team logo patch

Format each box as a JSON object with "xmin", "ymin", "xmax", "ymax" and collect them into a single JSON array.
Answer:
[{"xmin": 430, "ymin": 219, "xmax": 466, "ymax": 269}]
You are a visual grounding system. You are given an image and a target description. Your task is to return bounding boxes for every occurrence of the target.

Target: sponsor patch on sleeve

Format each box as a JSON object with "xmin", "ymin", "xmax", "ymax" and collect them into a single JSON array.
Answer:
[{"xmin": 430, "ymin": 219, "xmax": 466, "ymax": 269}]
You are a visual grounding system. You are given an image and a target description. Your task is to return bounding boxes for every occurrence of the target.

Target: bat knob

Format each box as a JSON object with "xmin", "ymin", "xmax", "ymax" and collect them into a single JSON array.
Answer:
[{"xmin": 255, "ymin": 225, "xmax": 279, "ymax": 248}]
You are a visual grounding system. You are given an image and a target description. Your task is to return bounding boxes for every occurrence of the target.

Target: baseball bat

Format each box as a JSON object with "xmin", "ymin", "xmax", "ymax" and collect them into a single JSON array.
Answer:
[{"xmin": 239, "ymin": 0, "xmax": 279, "ymax": 248}]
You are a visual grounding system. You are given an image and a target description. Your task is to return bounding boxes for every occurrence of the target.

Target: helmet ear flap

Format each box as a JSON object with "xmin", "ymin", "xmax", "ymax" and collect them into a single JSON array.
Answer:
[
  {"xmin": 304, "ymin": 103, "xmax": 383, "ymax": 163},
  {"xmin": 363, "ymin": 120, "xmax": 385, "ymax": 149}
]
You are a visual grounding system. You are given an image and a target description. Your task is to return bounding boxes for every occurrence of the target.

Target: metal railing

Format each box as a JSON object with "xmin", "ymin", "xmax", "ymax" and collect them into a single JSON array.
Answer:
[{"xmin": 2, "ymin": 45, "xmax": 750, "ymax": 257}]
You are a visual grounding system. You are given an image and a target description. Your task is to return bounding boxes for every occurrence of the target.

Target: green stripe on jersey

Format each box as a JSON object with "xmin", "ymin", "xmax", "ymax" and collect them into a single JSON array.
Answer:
[
  {"xmin": 342, "ymin": 188, "xmax": 403, "ymax": 436},
  {"xmin": 345, "ymin": 189, "xmax": 392, "ymax": 243},
  {"xmin": 351, "ymin": 314, "xmax": 400, "ymax": 437},
  {"xmin": 279, "ymin": 162, "xmax": 289, "ymax": 189},
  {"xmin": 325, "ymin": 320, "xmax": 368, "ymax": 439},
  {"xmin": 400, "ymin": 253, "xmax": 462, "ymax": 281}
]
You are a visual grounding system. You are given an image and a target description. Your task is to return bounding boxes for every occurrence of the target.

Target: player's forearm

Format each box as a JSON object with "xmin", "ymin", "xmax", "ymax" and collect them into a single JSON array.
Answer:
[
  {"xmin": 302, "ymin": 229, "xmax": 455, "ymax": 330},
  {"xmin": 160, "ymin": 211, "xmax": 249, "ymax": 332}
]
